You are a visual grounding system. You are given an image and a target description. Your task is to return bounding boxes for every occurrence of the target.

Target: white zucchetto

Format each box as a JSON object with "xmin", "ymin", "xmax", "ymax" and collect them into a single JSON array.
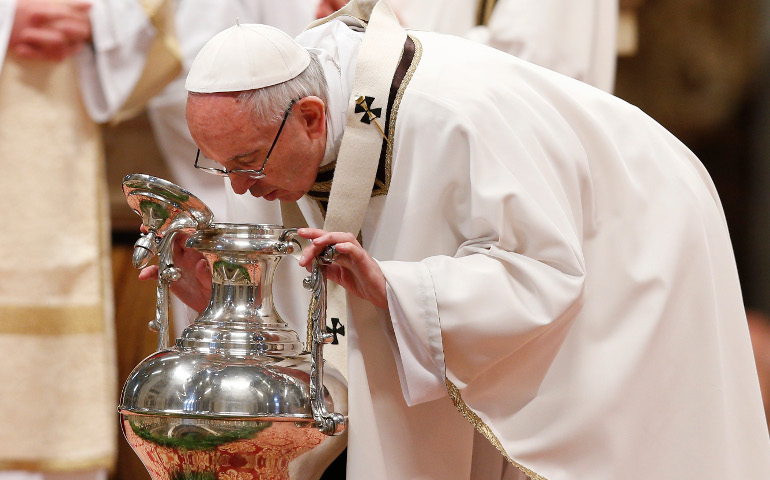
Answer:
[{"xmin": 185, "ymin": 23, "xmax": 311, "ymax": 93}]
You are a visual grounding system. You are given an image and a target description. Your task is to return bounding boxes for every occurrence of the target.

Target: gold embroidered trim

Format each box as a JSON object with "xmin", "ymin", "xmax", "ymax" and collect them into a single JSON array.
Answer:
[
  {"xmin": 0, "ymin": 453, "xmax": 115, "ymax": 472},
  {"xmin": 307, "ymin": 161, "xmax": 337, "ymax": 215},
  {"xmin": 475, "ymin": 0, "xmax": 498, "ymax": 26},
  {"xmin": 308, "ymin": 34, "xmax": 422, "ymax": 215},
  {"xmin": 377, "ymin": 34, "xmax": 422, "ymax": 197},
  {"xmin": 0, "ymin": 304, "xmax": 106, "ymax": 335},
  {"xmin": 446, "ymin": 379, "xmax": 548, "ymax": 480},
  {"xmin": 311, "ymin": 161, "xmax": 337, "ymax": 194}
]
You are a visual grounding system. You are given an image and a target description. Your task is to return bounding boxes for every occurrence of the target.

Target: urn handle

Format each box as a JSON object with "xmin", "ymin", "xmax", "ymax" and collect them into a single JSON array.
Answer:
[
  {"xmin": 299, "ymin": 240, "xmax": 347, "ymax": 436},
  {"xmin": 122, "ymin": 174, "xmax": 214, "ymax": 351}
]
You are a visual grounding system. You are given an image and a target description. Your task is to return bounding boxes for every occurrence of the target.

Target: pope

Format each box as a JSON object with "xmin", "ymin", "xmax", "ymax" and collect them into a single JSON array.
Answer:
[{"xmin": 148, "ymin": 1, "xmax": 770, "ymax": 479}]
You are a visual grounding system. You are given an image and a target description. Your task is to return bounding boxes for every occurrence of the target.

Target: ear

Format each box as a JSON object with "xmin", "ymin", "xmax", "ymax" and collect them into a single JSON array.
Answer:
[{"xmin": 295, "ymin": 96, "xmax": 326, "ymax": 140}]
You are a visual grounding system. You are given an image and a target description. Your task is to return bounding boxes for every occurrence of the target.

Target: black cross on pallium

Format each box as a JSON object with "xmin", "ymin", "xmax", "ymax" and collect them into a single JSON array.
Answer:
[
  {"xmin": 355, "ymin": 96, "xmax": 382, "ymax": 124},
  {"xmin": 326, "ymin": 317, "xmax": 346, "ymax": 345}
]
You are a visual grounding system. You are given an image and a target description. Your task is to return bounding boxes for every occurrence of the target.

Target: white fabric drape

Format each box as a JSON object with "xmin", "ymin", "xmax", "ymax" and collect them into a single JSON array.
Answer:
[
  {"xmin": 0, "ymin": 0, "xmax": 156, "ymax": 121},
  {"xmin": 74, "ymin": 0, "xmax": 155, "ymax": 121},
  {"xmin": 288, "ymin": 18, "xmax": 770, "ymax": 479},
  {"xmin": 0, "ymin": 0, "xmax": 15, "ymax": 63},
  {"xmin": 0, "ymin": 2, "xmax": 152, "ymax": 478},
  {"xmin": 388, "ymin": 0, "xmax": 617, "ymax": 93}
]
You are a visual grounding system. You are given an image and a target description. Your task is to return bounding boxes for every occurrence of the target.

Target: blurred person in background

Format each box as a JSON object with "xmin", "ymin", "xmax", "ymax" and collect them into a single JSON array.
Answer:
[
  {"xmin": 316, "ymin": 0, "xmax": 617, "ymax": 93},
  {"xmin": 0, "ymin": 1, "xmax": 179, "ymax": 479}
]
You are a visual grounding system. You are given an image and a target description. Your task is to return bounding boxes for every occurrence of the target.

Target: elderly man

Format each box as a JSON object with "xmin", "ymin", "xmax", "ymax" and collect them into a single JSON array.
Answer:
[{"xmin": 161, "ymin": 0, "xmax": 770, "ymax": 478}]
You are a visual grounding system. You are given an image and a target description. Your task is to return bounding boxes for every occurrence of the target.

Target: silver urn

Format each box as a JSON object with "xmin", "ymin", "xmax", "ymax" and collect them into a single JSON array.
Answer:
[{"xmin": 119, "ymin": 174, "xmax": 347, "ymax": 480}]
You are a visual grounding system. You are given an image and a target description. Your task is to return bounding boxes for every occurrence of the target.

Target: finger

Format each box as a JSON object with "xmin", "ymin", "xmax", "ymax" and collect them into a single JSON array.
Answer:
[
  {"xmin": 310, "ymin": 233, "xmax": 358, "ymax": 261},
  {"xmin": 29, "ymin": 2, "xmax": 91, "ymax": 25},
  {"xmin": 11, "ymin": 43, "xmax": 53, "ymax": 60},
  {"xmin": 64, "ymin": 0, "xmax": 92, "ymax": 12},
  {"xmin": 297, "ymin": 228, "xmax": 359, "ymax": 247},
  {"xmin": 322, "ymin": 263, "xmax": 345, "ymax": 285},
  {"xmin": 298, "ymin": 238, "xmax": 336, "ymax": 267},
  {"xmin": 172, "ymin": 232, "xmax": 192, "ymax": 255},
  {"xmin": 298, "ymin": 229, "xmax": 331, "ymax": 266},
  {"xmin": 195, "ymin": 258, "xmax": 212, "ymax": 284},
  {"xmin": 296, "ymin": 227, "xmax": 327, "ymax": 240},
  {"xmin": 325, "ymin": 241, "xmax": 359, "ymax": 267},
  {"xmin": 299, "ymin": 232, "xmax": 359, "ymax": 267},
  {"xmin": 13, "ymin": 42, "xmax": 72, "ymax": 61},
  {"xmin": 52, "ymin": 19, "xmax": 91, "ymax": 42},
  {"xmin": 138, "ymin": 265, "xmax": 160, "ymax": 281},
  {"xmin": 297, "ymin": 228, "xmax": 358, "ymax": 243},
  {"xmin": 41, "ymin": 41, "xmax": 84, "ymax": 60},
  {"xmin": 187, "ymin": 259, "xmax": 213, "ymax": 312},
  {"xmin": 311, "ymin": 231, "xmax": 358, "ymax": 245},
  {"xmin": 18, "ymin": 27, "xmax": 68, "ymax": 49},
  {"xmin": 321, "ymin": 243, "xmax": 375, "ymax": 283}
]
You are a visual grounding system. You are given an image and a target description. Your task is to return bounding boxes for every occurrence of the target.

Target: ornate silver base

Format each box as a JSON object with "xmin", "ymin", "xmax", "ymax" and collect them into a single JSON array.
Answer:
[{"xmin": 122, "ymin": 413, "xmax": 332, "ymax": 480}]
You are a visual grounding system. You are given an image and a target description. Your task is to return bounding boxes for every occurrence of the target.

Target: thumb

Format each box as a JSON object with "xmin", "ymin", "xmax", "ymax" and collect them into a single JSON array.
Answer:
[{"xmin": 195, "ymin": 258, "xmax": 211, "ymax": 285}]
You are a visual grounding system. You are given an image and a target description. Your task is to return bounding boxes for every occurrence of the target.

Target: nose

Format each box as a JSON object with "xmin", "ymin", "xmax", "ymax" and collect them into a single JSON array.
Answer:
[{"xmin": 227, "ymin": 173, "xmax": 258, "ymax": 195}]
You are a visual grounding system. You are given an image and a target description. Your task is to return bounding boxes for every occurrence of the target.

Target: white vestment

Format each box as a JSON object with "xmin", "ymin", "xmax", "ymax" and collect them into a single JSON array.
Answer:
[
  {"xmin": 274, "ymin": 18, "xmax": 770, "ymax": 479},
  {"xmin": 0, "ymin": 1, "xmax": 153, "ymax": 479},
  {"xmin": 0, "ymin": 0, "xmax": 152, "ymax": 106},
  {"xmin": 387, "ymin": 0, "xmax": 617, "ymax": 93}
]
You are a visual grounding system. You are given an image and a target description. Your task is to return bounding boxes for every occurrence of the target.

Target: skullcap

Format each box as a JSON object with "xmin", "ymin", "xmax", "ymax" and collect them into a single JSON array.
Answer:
[{"xmin": 186, "ymin": 23, "xmax": 311, "ymax": 93}]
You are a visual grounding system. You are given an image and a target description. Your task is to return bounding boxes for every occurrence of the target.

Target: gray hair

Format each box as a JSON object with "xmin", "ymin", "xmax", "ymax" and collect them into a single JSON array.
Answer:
[{"xmin": 240, "ymin": 51, "xmax": 328, "ymax": 125}]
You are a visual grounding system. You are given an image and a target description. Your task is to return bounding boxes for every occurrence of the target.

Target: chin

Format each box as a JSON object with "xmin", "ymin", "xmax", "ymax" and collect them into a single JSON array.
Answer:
[
  {"xmin": 279, "ymin": 191, "xmax": 305, "ymax": 202},
  {"xmin": 252, "ymin": 190, "xmax": 303, "ymax": 202}
]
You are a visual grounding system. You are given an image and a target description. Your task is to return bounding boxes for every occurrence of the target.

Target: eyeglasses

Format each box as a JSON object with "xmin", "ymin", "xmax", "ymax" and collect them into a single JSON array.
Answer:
[{"xmin": 194, "ymin": 99, "xmax": 296, "ymax": 180}]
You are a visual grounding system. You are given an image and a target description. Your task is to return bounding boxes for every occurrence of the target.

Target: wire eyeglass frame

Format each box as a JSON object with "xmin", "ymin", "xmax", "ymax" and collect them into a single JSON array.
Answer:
[{"xmin": 194, "ymin": 99, "xmax": 297, "ymax": 180}]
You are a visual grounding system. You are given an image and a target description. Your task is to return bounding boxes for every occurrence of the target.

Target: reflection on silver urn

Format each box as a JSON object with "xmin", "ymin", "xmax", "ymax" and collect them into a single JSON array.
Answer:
[{"xmin": 119, "ymin": 174, "xmax": 347, "ymax": 480}]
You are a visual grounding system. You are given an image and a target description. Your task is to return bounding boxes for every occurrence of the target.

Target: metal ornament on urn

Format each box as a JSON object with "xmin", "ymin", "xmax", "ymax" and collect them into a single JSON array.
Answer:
[{"xmin": 119, "ymin": 174, "xmax": 347, "ymax": 480}]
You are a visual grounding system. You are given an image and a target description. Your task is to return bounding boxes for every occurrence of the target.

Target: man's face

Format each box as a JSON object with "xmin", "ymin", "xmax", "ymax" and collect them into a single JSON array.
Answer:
[{"xmin": 186, "ymin": 93, "xmax": 327, "ymax": 202}]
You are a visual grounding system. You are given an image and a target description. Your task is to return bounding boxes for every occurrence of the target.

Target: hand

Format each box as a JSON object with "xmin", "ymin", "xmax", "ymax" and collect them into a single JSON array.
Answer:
[
  {"xmin": 137, "ymin": 232, "xmax": 212, "ymax": 313},
  {"xmin": 297, "ymin": 228, "xmax": 388, "ymax": 309},
  {"xmin": 10, "ymin": 0, "xmax": 92, "ymax": 62},
  {"xmin": 315, "ymin": 0, "xmax": 349, "ymax": 19}
]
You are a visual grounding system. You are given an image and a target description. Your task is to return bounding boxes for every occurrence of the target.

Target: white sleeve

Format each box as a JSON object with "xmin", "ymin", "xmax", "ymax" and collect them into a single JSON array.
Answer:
[
  {"xmin": 465, "ymin": 0, "xmax": 617, "ymax": 92},
  {"xmin": 376, "ymin": 91, "xmax": 586, "ymax": 407},
  {"xmin": 75, "ymin": 0, "xmax": 155, "ymax": 122},
  {"xmin": 382, "ymin": 264, "xmax": 448, "ymax": 406},
  {"xmin": 0, "ymin": 0, "xmax": 17, "ymax": 74}
]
